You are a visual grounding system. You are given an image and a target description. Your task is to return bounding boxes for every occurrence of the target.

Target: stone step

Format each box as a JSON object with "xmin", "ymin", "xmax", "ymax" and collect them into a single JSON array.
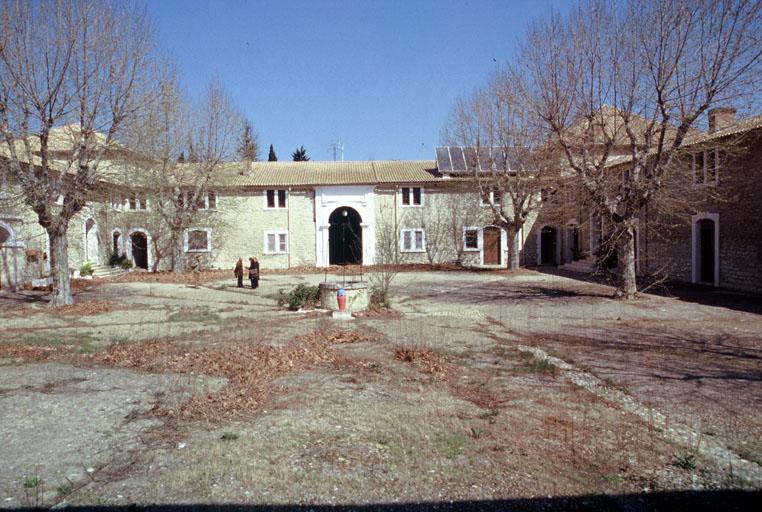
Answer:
[{"xmin": 559, "ymin": 258, "xmax": 597, "ymax": 273}]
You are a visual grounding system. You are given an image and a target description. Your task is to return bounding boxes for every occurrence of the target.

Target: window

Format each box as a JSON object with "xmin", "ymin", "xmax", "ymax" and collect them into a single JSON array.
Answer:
[
  {"xmin": 265, "ymin": 231, "xmax": 288, "ymax": 254},
  {"xmin": 185, "ymin": 229, "xmax": 211, "ymax": 252},
  {"xmin": 463, "ymin": 228, "xmax": 479, "ymax": 250},
  {"xmin": 480, "ymin": 187, "xmax": 503, "ymax": 206},
  {"xmin": 207, "ymin": 191, "xmax": 217, "ymax": 209},
  {"xmin": 129, "ymin": 195, "xmax": 137, "ymax": 210},
  {"xmin": 693, "ymin": 149, "xmax": 719, "ymax": 185},
  {"xmin": 401, "ymin": 228, "xmax": 425, "ymax": 252},
  {"xmin": 400, "ymin": 186, "xmax": 423, "ymax": 207},
  {"xmin": 265, "ymin": 189, "xmax": 287, "ymax": 209}
]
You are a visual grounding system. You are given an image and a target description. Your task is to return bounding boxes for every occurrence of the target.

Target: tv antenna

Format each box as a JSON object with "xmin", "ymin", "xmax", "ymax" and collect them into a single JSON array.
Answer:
[{"xmin": 329, "ymin": 141, "xmax": 344, "ymax": 161}]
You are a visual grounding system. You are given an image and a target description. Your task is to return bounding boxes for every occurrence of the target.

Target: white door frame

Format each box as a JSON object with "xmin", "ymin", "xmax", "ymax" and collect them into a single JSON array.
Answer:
[{"xmin": 315, "ymin": 186, "xmax": 375, "ymax": 267}]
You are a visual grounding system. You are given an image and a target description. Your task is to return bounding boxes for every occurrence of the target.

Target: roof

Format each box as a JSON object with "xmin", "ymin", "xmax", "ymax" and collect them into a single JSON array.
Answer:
[{"xmin": 208, "ymin": 160, "xmax": 441, "ymax": 187}]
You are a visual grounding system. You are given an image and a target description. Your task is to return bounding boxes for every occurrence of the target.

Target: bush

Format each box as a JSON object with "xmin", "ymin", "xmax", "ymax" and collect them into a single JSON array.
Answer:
[
  {"xmin": 286, "ymin": 284, "xmax": 319, "ymax": 311},
  {"xmin": 370, "ymin": 286, "xmax": 391, "ymax": 309},
  {"xmin": 121, "ymin": 258, "xmax": 133, "ymax": 269},
  {"xmin": 109, "ymin": 253, "xmax": 128, "ymax": 267},
  {"xmin": 79, "ymin": 262, "xmax": 94, "ymax": 277}
]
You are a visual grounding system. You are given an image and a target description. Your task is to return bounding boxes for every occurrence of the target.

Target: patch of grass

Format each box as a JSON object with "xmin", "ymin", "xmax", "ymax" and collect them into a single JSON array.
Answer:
[
  {"xmin": 434, "ymin": 432, "xmax": 469, "ymax": 459},
  {"xmin": 673, "ymin": 452, "xmax": 697, "ymax": 471},
  {"xmin": 167, "ymin": 308, "xmax": 221, "ymax": 324},
  {"xmin": 221, "ymin": 431, "xmax": 239, "ymax": 441},
  {"xmin": 57, "ymin": 483, "xmax": 72, "ymax": 497},
  {"xmin": 519, "ymin": 352, "xmax": 558, "ymax": 375},
  {"xmin": 23, "ymin": 476, "xmax": 40, "ymax": 489},
  {"xmin": 469, "ymin": 426, "xmax": 485, "ymax": 439}
]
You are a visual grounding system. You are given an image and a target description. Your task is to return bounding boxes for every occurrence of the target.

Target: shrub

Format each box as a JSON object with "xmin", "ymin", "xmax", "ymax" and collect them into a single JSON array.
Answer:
[
  {"xmin": 79, "ymin": 262, "xmax": 94, "ymax": 277},
  {"xmin": 109, "ymin": 253, "xmax": 129, "ymax": 267},
  {"xmin": 370, "ymin": 286, "xmax": 391, "ymax": 309},
  {"xmin": 286, "ymin": 284, "xmax": 319, "ymax": 311},
  {"xmin": 121, "ymin": 258, "xmax": 133, "ymax": 269},
  {"xmin": 674, "ymin": 452, "xmax": 697, "ymax": 471}
]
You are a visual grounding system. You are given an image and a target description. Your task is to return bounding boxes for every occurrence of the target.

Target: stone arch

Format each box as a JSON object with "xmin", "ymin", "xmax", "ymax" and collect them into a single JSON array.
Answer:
[
  {"xmin": 691, "ymin": 213, "xmax": 719, "ymax": 287},
  {"xmin": 84, "ymin": 218, "xmax": 100, "ymax": 264},
  {"xmin": 127, "ymin": 228, "xmax": 152, "ymax": 270}
]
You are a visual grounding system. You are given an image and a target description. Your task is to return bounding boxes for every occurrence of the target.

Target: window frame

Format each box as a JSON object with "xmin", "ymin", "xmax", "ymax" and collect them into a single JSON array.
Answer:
[
  {"xmin": 399, "ymin": 186, "xmax": 424, "ymax": 207},
  {"xmin": 480, "ymin": 187, "xmax": 503, "ymax": 207},
  {"xmin": 264, "ymin": 189, "xmax": 288, "ymax": 209},
  {"xmin": 184, "ymin": 227, "xmax": 212, "ymax": 253},
  {"xmin": 463, "ymin": 227, "xmax": 480, "ymax": 251},
  {"xmin": 400, "ymin": 228, "xmax": 426, "ymax": 253},
  {"xmin": 264, "ymin": 230, "xmax": 289, "ymax": 254},
  {"xmin": 693, "ymin": 149, "xmax": 719, "ymax": 186}
]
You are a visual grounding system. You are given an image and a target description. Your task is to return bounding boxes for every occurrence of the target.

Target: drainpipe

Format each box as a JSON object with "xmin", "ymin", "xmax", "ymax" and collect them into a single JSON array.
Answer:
[{"xmin": 287, "ymin": 187, "xmax": 292, "ymax": 269}]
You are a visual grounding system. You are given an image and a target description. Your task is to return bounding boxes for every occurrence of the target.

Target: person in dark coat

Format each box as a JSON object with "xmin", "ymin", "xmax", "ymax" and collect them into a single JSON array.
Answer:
[
  {"xmin": 234, "ymin": 257, "xmax": 244, "ymax": 288},
  {"xmin": 248, "ymin": 256, "xmax": 260, "ymax": 289}
]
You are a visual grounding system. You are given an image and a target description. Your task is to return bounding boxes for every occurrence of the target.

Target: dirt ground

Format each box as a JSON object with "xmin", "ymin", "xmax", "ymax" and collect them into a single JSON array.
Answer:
[{"xmin": 0, "ymin": 269, "xmax": 760, "ymax": 509}]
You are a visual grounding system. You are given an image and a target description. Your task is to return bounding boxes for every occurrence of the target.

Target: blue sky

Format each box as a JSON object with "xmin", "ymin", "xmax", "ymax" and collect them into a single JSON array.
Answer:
[{"xmin": 148, "ymin": 0, "xmax": 570, "ymax": 161}]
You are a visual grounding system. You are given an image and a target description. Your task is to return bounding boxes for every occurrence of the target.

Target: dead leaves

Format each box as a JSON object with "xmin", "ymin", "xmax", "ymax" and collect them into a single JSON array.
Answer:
[
  {"xmin": 394, "ymin": 348, "xmax": 453, "ymax": 380},
  {"xmin": 51, "ymin": 300, "xmax": 115, "ymax": 316},
  {"xmin": 96, "ymin": 329, "xmax": 375, "ymax": 421}
]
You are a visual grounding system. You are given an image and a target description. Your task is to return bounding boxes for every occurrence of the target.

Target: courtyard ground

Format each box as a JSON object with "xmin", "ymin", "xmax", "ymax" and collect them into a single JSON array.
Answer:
[{"xmin": 0, "ymin": 269, "xmax": 760, "ymax": 510}]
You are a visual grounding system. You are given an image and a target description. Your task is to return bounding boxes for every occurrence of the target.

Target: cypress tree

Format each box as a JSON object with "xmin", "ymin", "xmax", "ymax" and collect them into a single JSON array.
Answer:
[{"xmin": 267, "ymin": 144, "xmax": 277, "ymax": 162}]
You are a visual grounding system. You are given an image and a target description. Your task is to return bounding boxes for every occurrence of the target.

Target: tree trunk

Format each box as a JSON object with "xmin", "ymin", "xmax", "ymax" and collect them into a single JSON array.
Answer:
[
  {"xmin": 171, "ymin": 230, "xmax": 184, "ymax": 273},
  {"xmin": 48, "ymin": 228, "xmax": 73, "ymax": 306},
  {"xmin": 507, "ymin": 229, "xmax": 521, "ymax": 271},
  {"xmin": 616, "ymin": 224, "xmax": 637, "ymax": 300}
]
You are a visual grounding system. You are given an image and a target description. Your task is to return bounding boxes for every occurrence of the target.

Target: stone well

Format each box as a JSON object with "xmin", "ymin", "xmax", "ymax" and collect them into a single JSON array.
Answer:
[{"xmin": 318, "ymin": 281, "xmax": 369, "ymax": 312}]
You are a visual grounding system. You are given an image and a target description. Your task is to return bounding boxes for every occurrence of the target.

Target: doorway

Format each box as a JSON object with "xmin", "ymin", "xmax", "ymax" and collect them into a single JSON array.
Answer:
[
  {"xmin": 328, "ymin": 207, "xmax": 362, "ymax": 265},
  {"xmin": 483, "ymin": 226, "xmax": 502, "ymax": 265},
  {"xmin": 130, "ymin": 231, "xmax": 148, "ymax": 269},
  {"xmin": 540, "ymin": 226, "xmax": 558, "ymax": 265},
  {"xmin": 698, "ymin": 218, "xmax": 716, "ymax": 284}
]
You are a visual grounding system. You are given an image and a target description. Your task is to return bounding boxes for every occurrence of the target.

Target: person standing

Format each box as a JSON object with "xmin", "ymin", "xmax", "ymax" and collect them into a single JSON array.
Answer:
[
  {"xmin": 248, "ymin": 256, "xmax": 260, "ymax": 289},
  {"xmin": 234, "ymin": 257, "xmax": 244, "ymax": 288}
]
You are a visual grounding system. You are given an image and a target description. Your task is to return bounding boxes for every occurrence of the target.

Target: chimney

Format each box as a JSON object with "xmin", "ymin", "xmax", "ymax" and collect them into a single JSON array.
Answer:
[{"xmin": 708, "ymin": 107, "xmax": 737, "ymax": 133}]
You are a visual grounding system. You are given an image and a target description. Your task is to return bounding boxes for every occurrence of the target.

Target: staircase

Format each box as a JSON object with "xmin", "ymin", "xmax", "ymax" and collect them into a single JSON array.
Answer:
[
  {"xmin": 559, "ymin": 257, "xmax": 597, "ymax": 274},
  {"xmin": 89, "ymin": 263, "xmax": 128, "ymax": 278}
]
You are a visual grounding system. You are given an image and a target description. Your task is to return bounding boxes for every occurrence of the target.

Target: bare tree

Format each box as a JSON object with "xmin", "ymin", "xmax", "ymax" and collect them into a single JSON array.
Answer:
[
  {"xmin": 126, "ymin": 75, "xmax": 243, "ymax": 272},
  {"xmin": 0, "ymin": 0, "xmax": 153, "ymax": 305},
  {"xmin": 443, "ymin": 72, "xmax": 559, "ymax": 270},
  {"xmin": 516, "ymin": 0, "xmax": 762, "ymax": 298},
  {"xmin": 369, "ymin": 215, "xmax": 406, "ymax": 307}
]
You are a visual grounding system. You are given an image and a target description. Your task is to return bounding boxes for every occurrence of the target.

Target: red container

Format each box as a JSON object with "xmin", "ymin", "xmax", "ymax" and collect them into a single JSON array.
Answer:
[{"xmin": 337, "ymin": 288, "xmax": 347, "ymax": 312}]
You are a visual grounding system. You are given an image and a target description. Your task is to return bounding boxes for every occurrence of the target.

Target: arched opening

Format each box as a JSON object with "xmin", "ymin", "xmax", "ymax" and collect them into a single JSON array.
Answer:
[
  {"xmin": 540, "ymin": 226, "xmax": 558, "ymax": 265},
  {"xmin": 0, "ymin": 226, "xmax": 10, "ymax": 245},
  {"xmin": 130, "ymin": 231, "xmax": 148, "ymax": 269},
  {"xmin": 483, "ymin": 226, "xmax": 502, "ymax": 265},
  {"xmin": 85, "ymin": 218, "xmax": 100, "ymax": 263},
  {"xmin": 697, "ymin": 218, "xmax": 716, "ymax": 284},
  {"xmin": 112, "ymin": 231, "xmax": 121, "ymax": 256},
  {"xmin": 329, "ymin": 207, "xmax": 362, "ymax": 265}
]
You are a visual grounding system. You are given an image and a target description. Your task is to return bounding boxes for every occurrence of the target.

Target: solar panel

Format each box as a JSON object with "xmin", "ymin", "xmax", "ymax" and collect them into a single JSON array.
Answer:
[
  {"xmin": 450, "ymin": 147, "xmax": 466, "ymax": 171},
  {"xmin": 477, "ymin": 147, "xmax": 492, "ymax": 171},
  {"xmin": 463, "ymin": 147, "xmax": 479, "ymax": 171},
  {"xmin": 435, "ymin": 147, "xmax": 452, "ymax": 172}
]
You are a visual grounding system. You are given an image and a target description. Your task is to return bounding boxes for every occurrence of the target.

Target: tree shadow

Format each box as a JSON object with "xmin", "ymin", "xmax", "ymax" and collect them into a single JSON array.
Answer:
[{"xmin": 6, "ymin": 491, "xmax": 760, "ymax": 512}]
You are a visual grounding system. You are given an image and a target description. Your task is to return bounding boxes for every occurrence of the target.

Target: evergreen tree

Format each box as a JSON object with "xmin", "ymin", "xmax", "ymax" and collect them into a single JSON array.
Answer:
[
  {"xmin": 267, "ymin": 144, "xmax": 277, "ymax": 162},
  {"xmin": 291, "ymin": 145, "xmax": 310, "ymax": 161},
  {"xmin": 177, "ymin": 151, "xmax": 185, "ymax": 163},
  {"xmin": 237, "ymin": 120, "xmax": 259, "ymax": 161}
]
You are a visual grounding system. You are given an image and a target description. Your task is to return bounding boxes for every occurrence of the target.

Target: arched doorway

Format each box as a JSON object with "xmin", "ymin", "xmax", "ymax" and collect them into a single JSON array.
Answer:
[
  {"xmin": 328, "ymin": 207, "xmax": 362, "ymax": 265},
  {"xmin": 483, "ymin": 226, "xmax": 502, "ymax": 265},
  {"xmin": 697, "ymin": 218, "xmax": 716, "ymax": 284},
  {"xmin": 85, "ymin": 218, "xmax": 100, "ymax": 263},
  {"xmin": 130, "ymin": 231, "xmax": 148, "ymax": 269},
  {"xmin": 540, "ymin": 226, "xmax": 558, "ymax": 265}
]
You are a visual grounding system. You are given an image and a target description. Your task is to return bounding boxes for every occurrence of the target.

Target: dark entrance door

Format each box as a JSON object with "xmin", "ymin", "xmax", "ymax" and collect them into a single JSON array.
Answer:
[
  {"xmin": 113, "ymin": 232, "xmax": 121, "ymax": 256},
  {"xmin": 483, "ymin": 226, "xmax": 501, "ymax": 265},
  {"xmin": 329, "ymin": 208, "xmax": 362, "ymax": 265},
  {"xmin": 699, "ymin": 219, "xmax": 715, "ymax": 284},
  {"xmin": 541, "ymin": 226, "xmax": 557, "ymax": 265},
  {"xmin": 130, "ymin": 232, "xmax": 148, "ymax": 269}
]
